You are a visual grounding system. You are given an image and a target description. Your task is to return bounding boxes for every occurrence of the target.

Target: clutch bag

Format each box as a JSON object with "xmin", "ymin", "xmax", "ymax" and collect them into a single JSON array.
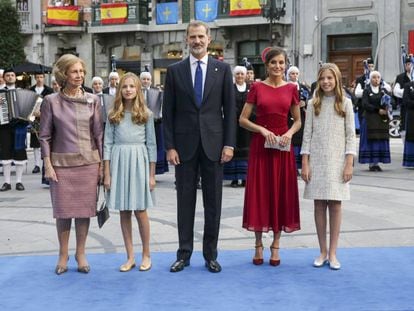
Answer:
[{"xmin": 264, "ymin": 136, "xmax": 291, "ymax": 152}]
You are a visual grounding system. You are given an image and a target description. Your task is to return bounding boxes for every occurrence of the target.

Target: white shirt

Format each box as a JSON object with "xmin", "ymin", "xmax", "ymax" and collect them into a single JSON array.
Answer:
[
  {"xmin": 190, "ymin": 54, "xmax": 208, "ymax": 98},
  {"xmin": 35, "ymin": 86, "xmax": 44, "ymax": 95},
  {"xmin": 236, "ymin": 82, "xmax": 247, "ymax": 92},
  {"xmin": 109, "ymin": 87, "xmax": 116, "ymax": 96}
]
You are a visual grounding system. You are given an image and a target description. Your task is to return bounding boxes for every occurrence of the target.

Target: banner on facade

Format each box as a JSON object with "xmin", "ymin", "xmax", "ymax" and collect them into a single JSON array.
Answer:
[
  {"xmin": 229, "ymin": 0, "xmax": 261, "ymax": 16},
  {"xmin": 156, "ymin": 2, "xmax": 178, "ymax": 25},
  {"xmin": 47, "ymin": 6, "xmax": 79, "ymax": 26},
  {"xmin": 195, "ymin": 0, "xmax": 218, "ymax": 22},
  {"xmin": 101, "ymin": 3, "xmax": 128, "ymax": 25}
]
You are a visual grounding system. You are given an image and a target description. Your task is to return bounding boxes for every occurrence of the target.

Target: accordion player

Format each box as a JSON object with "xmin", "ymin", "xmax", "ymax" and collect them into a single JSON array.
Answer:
[{"xmin": 0, "ymin": 89, "xmax": 40, "ymax": 125}]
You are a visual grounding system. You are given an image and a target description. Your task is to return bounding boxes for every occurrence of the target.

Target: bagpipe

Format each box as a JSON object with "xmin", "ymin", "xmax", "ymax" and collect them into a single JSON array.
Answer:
[
  {"xmin": 363, "ymin": 59, "xmax": 370, "ymax": 85},
  {"xmin": 241, "ymin": 57, "xmax": 251, "ymax": 69},
  {"xmin": 380, "ymin": 80, "xmax": 393, "ymax": 121},
  {"xmin": 299, "ymin": 86, "xmax": 309, "ymax": 102},
  {"xmin": 401, "ymin": 45, "xmax": 414, "ymax": 80}
]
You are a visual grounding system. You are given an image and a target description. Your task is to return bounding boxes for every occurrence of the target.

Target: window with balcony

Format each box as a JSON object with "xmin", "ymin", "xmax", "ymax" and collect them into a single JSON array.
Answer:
[{"xmin": 17, "ymin": 0, "xmax": 30, "ymax": 31}]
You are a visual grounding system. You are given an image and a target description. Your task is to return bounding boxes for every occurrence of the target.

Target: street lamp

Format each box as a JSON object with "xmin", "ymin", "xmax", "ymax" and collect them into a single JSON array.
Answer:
[{"xmin": 259, "ymin": 0, "xmax": 286, "ymax": 45}]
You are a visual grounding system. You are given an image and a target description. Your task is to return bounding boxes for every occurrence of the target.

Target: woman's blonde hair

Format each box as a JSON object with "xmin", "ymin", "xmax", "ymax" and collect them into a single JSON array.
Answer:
[
  {"xmin": 108, "ymin": 72, "xmax": 149, "ymax": 125},
  {"xmin": 53, "ymin": 54, "xmax": 87, "ymax": 87},
  {"xmin": 313, "ymin": 63, "xmax": 345, "ymax": 117}
]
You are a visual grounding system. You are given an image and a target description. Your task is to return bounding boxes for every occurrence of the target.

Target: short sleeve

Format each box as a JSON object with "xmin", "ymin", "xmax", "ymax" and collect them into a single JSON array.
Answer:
[
  {"xmin": 246, "ymin": 82, "xmax": 258, "ymax": 105},
  {"xmin": 292, "ymin": 84, "xmax": 299, "ymax": 106}
]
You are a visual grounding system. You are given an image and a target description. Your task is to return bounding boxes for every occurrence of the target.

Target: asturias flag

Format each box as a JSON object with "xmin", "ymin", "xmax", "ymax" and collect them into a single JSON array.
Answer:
[
  {"xmin": 47, "ymin": 6, "xmax": 79, "ymax": 26},
  {"xmin": 229, "ymin": 0, "xmax": 261, "ymax": 16},
  {"xmin": 195, "ymin": 0, "xmax": 218, "ymax": 22},
  {"xmin": 101, "ymin": 3, "xmax": 128, "ymax": 25},
  {"xmin": 156, "ymin": 2, "xmax": 179, "ymax": 25}
]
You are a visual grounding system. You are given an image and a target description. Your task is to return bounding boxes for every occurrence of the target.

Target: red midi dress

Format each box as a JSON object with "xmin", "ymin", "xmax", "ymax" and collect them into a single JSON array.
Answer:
[{"xmin": 242, "ymin": 82, "xmax": 301, "ymax": 233}]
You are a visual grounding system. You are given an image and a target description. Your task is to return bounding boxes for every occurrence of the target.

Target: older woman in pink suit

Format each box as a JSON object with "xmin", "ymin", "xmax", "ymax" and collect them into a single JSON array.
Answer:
[{"xmin": 39, "ymin": 54, "xmax": 103, "ymax": 275}]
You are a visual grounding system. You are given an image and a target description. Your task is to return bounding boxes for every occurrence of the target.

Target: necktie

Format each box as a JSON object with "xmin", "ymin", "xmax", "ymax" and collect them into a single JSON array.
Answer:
[
  {"xmin": 194, "ymin": 60, "xmax": 203, "ymax": 107},
  {"xmin": 143, "ymin": 88, "xmax": 147, "ymax": 103}
]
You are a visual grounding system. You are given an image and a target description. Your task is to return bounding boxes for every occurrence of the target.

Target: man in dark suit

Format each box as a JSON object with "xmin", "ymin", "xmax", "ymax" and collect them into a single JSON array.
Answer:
[
  {"xmin": 29, "ymin": 72, "xmax": 54, "ymax": 174},
  {"xmin": 103, "ymin": 71, "xmax": 119, "ymax": 96},
  {"xmin": 140, "ymin": 71, "xmax": 169, "ymax": 175},
  {"xmin": 163, "ymin": 20, "xmax": 236, "ymax": 273}
]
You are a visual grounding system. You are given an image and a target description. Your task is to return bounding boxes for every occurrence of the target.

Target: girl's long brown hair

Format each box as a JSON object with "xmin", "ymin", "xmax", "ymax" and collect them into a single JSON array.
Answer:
[
  {"xmin": 313, "ymin": 63, "xmax": 345, "ymax": 118},
  {"xmin": 108, "ymin": 72, "xmax": 149, "ymax": 125}
]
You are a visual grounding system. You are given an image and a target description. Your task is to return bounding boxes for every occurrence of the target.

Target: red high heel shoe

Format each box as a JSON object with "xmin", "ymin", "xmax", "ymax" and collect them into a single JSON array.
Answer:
[
  {"xmin": 269, "ymin": 246, "xmax": 281, "ymax": 266},
  {"xmin": 252, "ymin": 244, "xmax": 264, "ymax": 265}
]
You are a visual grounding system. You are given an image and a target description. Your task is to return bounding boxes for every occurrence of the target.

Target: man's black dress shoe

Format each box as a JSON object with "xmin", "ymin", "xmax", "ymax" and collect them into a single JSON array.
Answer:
[
  {"xmin": 170, "ymin": 259, "xmax": 189, "ymax": 272},
  {"xmin": 205, "ymin": 260, "xmax": 222, "ymax": 273},
  {"xmin": 0, "ymin": 183, "xmax": 11, "ymax": 191},
  {"xmin": 16, "ymin": 183, "xmax": 25, "ymax": 191},
  {"xmin": 32, "ymin": 166, "xmax": 40, "ymax": 174}
]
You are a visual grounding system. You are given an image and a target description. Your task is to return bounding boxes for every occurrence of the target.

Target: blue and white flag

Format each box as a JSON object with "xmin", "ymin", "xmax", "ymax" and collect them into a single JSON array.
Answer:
[
  {"xmin": 195, "ymin": 0, "xmax": 218, "ymax": 22},
  {"xmin": 156, "ymin": 2, "xmax": 178, "ymax": 25}
]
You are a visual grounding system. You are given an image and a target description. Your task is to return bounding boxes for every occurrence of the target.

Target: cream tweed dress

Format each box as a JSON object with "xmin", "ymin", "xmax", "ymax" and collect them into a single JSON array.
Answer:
[{"xmin": 301, "ymin": 96, "xmax": 356, "ymax": 200}]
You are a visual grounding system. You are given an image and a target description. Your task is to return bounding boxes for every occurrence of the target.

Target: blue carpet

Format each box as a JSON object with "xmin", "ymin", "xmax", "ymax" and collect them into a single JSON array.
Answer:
[{"xmin": 0, "ymin": 247, "xmax": 413, "ymax": 311}]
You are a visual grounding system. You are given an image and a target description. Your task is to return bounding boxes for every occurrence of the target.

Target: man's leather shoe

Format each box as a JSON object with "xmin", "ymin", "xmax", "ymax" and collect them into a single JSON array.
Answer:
[
  {"xmin": 170, "ymin": 259, "xmax": 189, "ymax": 272},
  {"xmin": 16, "ymin": 183, "xmax": 25, "ymax": 191},
  {"xmin": 32, "ymin": 166, "xmax": 40, "ymax": 174},
  {"xmin": 0, "ymin": 183, "xmax": 11, "ymax": 191},
  {"xmin": 205, "ymin": 260, "xmax": 222, "ymax": 273}
]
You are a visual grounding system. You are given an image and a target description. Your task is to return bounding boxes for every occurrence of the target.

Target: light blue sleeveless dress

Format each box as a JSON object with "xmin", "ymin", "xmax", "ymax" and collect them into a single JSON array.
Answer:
[{"xmin": 103, "ymin": 111, "xmax": 156, "ymax": 210}]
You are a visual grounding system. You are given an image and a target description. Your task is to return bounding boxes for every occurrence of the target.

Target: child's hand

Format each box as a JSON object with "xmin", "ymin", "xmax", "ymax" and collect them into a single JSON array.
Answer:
[
  {"xmin": 103, "ymin": 174, "xmax": 111, "ymax": 190},
  {"xmin": 343, "ymin": 163, "xmax": 353, "ymax": 183},
  {"xmin": 149, "ymin": 176, "xmax": 156, "ymax": 191},
  {"xmin": 301, "ymin": 165, "xmax": 311, "ymax": 183}
]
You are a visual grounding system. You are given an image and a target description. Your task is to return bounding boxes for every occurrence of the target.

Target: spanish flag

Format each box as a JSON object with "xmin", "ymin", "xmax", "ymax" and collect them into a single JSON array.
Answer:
[
  {"xmin": 47, "ymin": 6, "xmax": 79, "ymax": 26},
  {"xmin": 229, "ymin": 0, "xmax": 261, "ymax": 16},
  {"xmin": 101, "ymin": 3, "xmax": 128, "ymax": 25}
]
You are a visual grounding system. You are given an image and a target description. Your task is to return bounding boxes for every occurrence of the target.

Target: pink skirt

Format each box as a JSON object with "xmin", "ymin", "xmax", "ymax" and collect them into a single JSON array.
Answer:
[{"xmin": 50, "ymin": 164, "xmax": 99, "ymax": 219}]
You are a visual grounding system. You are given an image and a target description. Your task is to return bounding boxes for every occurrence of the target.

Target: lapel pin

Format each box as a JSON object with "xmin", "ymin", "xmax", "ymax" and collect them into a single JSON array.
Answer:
[{"xmin": 215, "ymin": 68, "xmax": 218, "ymax": 72}]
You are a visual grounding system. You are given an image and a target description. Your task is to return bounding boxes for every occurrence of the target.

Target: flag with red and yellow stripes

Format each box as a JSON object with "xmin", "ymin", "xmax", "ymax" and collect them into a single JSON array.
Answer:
[
  {"xmin": 47, "ymin": 6, "xmax": 79, "ymax": 26},
  {"xmin": 101, "ymin": 3, "xmax": 128, "ymax": 25},
  {"xmin": 229, "ymin": 0, "xmax": 261, "ymax": 16}
]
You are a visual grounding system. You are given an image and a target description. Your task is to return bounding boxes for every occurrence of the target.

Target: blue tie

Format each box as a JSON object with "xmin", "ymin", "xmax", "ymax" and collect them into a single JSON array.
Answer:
[{"xmin": 194, "ymin": 60, "xmax": 203, "ymax": 107}]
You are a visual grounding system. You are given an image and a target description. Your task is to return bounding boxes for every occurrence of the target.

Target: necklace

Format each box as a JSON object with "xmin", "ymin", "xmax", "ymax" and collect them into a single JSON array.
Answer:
[{"xmin": 63, "ymin": 87, "xmax": 83, "ymax": 98}]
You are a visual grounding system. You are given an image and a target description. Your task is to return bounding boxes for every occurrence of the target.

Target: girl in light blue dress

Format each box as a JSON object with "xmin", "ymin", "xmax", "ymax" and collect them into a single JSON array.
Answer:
[{"xmin": 103, "ymin": 72, "xmax": 156, "ymax": 272}]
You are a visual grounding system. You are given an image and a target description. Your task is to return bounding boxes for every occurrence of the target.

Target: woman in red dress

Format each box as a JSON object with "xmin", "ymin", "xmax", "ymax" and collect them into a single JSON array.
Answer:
[{"xmin": 239, "ymin": 47, "xmax": 301, "ymax": 266}]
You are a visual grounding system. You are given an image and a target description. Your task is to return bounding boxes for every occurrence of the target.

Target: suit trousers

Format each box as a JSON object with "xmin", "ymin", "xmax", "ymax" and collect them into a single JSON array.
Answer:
[{"xmin": 175, "ymin": 143, "xmax": 223, "ymax": 262}]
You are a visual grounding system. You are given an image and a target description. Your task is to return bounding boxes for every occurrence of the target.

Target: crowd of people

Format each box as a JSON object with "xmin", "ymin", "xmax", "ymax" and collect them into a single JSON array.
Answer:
[{"xmin": 0, "ymin": 20, "xmax": 412, "ymax": 276}]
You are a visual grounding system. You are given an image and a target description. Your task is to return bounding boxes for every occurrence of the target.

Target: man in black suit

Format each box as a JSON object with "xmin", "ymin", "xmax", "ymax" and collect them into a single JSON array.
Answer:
[
  {"xmin": 163, "ymin": 20, "xmax": 236, "ymax": 273},
  {"xmin": 393, "ymin": 56, "xmax": 412, "ymax": 142},
  {"xmin": 29, "ymin": 73, "xmax": 54, "ymax": 174},
  {"xmin": 103, "ymin": 71, "xmax": 119, "ymax": 96}
]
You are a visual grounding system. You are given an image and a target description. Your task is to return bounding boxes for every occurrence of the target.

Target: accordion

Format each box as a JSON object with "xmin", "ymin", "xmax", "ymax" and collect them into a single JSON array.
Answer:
[{"xmin": 0, "ymin": 89, "xmax": 41, "ymax": 125}]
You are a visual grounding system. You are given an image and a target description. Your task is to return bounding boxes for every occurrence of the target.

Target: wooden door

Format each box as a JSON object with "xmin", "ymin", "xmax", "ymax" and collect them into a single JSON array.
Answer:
[{"xmin": 329, "ymin": 52, "xmax": 371, "ymax": 87}]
